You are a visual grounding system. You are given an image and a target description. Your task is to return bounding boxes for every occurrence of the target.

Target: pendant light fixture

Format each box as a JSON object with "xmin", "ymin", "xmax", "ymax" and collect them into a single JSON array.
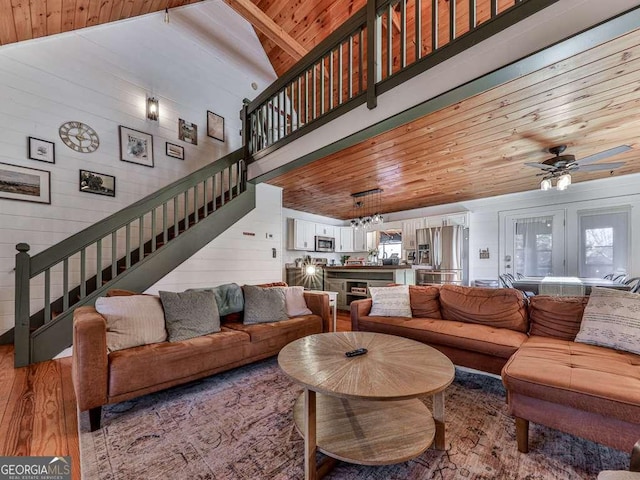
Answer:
[{"xmin": 350, "ymin": 188, "xmax": 384, "ymax": 229}]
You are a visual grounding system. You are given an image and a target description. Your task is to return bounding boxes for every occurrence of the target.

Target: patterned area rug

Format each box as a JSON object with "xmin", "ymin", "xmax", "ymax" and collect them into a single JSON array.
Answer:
[{"xmin": 79, "ymin": 358, "xmax": 628, "ymax": 479}]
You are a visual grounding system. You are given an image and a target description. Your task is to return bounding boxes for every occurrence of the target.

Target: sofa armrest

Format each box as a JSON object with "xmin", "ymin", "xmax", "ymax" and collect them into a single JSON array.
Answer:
[
  {"xmin": 303, "ymin": 292, "xmax": 331, "ymax": 332},
  {"xmin": 72, "ymin": 306, "xmax": 108, "ymax": 412},
  {"xmin": 351, "ymin": 298, "xmax": 372, "ymax": 331}
]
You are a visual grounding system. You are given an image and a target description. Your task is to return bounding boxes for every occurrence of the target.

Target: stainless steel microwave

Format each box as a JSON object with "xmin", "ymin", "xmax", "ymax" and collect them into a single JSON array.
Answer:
[{"xmin": 314, "ymin": 236, "xmax": 335, "ymax": 252}]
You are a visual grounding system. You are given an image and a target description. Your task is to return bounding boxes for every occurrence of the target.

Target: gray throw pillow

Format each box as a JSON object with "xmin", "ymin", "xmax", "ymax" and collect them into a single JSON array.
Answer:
[
  {"xmin": 159, "ymin": 290, "xmax": 220, "ymax": 342},
  {"xmin": 242, "ymin": 285, "xmax": 288, "ymax": 324}
]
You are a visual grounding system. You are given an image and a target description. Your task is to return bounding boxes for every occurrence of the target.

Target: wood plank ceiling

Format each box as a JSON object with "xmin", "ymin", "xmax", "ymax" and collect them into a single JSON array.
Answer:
[
  {"xmin": 267, "ymin": 26, "xmax": 640, "ymax": 219},
  {"xmin": 1, "ymin": 1, "xmax": 639, "ymax": 220},
  {"xmin": 0, "ymin": 1, "xmax": 205, "ymax": 46}
]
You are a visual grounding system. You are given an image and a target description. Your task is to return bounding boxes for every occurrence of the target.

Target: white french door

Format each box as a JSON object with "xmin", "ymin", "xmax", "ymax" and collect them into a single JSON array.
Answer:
[{"xmin": 503, "ymin": 210, "xmax": 566, "ymax": 277}]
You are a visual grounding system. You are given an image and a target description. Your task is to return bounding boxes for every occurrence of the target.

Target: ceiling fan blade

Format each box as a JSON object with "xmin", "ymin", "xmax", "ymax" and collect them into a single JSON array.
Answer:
[
  {"xmin": 576, "ymin": 162, "xmax": 626, "ymax": 172},
  {"xmin": 576, "ymin": 145, "xmax": 632, "ymax": 166},
  {"xmin": 524, "ymin": 162, "xmax": 555, "ymax": 170}
]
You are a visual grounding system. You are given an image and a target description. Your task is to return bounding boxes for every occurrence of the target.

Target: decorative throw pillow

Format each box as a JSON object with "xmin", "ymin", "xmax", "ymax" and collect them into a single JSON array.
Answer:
[
  {"xmin": 285, "ymin": 286, "xmax": 312, "ymax": 317},
  {"xmin": 368, "ymin": 285, "xmax": 412, "ymax": 318},
  {"xmin": 188, "ymin": 283, "xmax": 244, "ymax": 316},
  {"xmin": 159, "ymin": 290, "xmax": 220, "ymax": 342},
  {"xmin": 95, "ymin": 295, "xmax": 167, "ymax": 353},
  {"xmin": 242, "ymin": 285, "xmax": 288, "ymax": 324},
  {"xmin": 574, "ymin": 287, "xmax": 640, "ymax": 355}
]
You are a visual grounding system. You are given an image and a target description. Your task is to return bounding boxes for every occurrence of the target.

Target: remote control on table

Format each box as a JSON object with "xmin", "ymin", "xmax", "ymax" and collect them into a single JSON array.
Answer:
[{"xmin": 345, "ymin": 348, "xmax": 368, "ymax": 357}]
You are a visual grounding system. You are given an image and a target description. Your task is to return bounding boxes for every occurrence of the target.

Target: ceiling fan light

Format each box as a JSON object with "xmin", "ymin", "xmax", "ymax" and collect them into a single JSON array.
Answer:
[
  {"xmin": 540, "ymin": 178, "xmax": 552, "ymax": 191},
  {"xmin": 557, "ymin": 173, "xmax": 571, "ymax": 190}
]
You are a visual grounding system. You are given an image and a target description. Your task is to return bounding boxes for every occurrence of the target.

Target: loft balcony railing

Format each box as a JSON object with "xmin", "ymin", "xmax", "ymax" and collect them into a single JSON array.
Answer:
[
  {"xmin": 14, "ymin": 150, "xmax": 249, "ymax": 366},
  {"xmin": 242, "ymin": 0, "xmax": 558, "ymax": 160}
]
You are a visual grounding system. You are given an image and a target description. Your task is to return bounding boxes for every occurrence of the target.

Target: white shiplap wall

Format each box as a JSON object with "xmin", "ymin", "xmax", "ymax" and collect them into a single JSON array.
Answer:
[
  {"xmin": 147, "ymin": 183, "xmax": 284, "ymax": 293},
  {"xmin": 0, "ymin": 1, "xmax": 277, "ymax": 335}
]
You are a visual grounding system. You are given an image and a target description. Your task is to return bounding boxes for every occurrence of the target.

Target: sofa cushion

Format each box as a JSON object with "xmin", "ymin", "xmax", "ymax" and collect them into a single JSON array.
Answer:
[
  {"xmin": 95, "ymin": 295, "xmax": 167, "ymax": 353},
  {"xmin": 409, "ymin": 285, "xmax": 441, "ymax": 319},
  {"xmin": 356, "ymin": 315, "xmax": 527, "ymax": 359},
  {"xmin": 575, "ymin": 287, "xmax": 640, "ymax": 355},
  {"xmin": 529, "ymin": 295, "xmax": 588, "ymax": 340},
  {"xmin": 439, "ymin": 284, "xmax": 528, "ymax": 332},
  {"xmin": 108, "ymin": 327, "xmax": 249, "ymax": 397},
  {"xmin": 225, "ymin": 315, "xmax": 322, "ymax": 343},
  {"xmin": 242, "ymin": 285, "xmax": 288, "ymax": 324},
  {"xmin": 159, "ymin": 290, "xmax": 220, "ymax": 342},
  {"xmin": 285, "ymin": 286, "xmax": 312, "ymax": 316},
  {"xmin": 369, "ymin": 285, "xmax": 412, "ymax": 317},
  {"xmin": 502, "ymin": 336, "xmax": 640, "ymax": 423}
]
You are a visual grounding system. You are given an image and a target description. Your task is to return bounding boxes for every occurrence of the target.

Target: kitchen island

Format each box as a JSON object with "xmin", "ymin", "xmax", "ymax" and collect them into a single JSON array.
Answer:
[{"xmin": 324, "ymin": 265, "xmax": 414, "ymax": 310}]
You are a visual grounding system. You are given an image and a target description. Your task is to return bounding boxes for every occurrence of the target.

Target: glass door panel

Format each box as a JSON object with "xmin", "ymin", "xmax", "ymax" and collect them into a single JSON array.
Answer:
[{"xmin": 503, "ymin": 210, "xmax": 565, "ymax": 277}]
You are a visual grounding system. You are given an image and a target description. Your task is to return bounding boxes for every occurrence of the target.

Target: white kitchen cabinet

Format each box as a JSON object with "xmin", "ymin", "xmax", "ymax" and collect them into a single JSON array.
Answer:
[
  {"xmin": 443, "ymin": 212, "xmax": 470, "ymax": 227},
  {"xmin": 336, "ymin": 227, "xmax": 354, "ymax": 252},
  {"xmin": 287, "ymin": 218, "xmax": 316, "ymax": 251},
  {"xmin": 315, "ymin": 223, "xmax": 335, "ymax": 238},
  {"xmin": 353, "ymin": 228, "xmax": 367, "ymax": 252},
  {"xmin": 401, "ymin": 218, "xmax": 424, "ymax": 251}
]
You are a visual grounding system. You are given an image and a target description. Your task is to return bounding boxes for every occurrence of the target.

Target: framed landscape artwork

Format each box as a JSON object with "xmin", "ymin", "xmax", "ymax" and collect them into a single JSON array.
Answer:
[
  {"xmin": 79, "ymin": 169, "xmax": 116, "ymax": 197},
  {"xmin": 0, "ymin": 162, "xmax": 51, "ymax": 204},
  {"xmin": 207, "ymin": 111, "xmax": 224, "ymax": 142},
  {"xmin": 178, "ymin": 119, "xmax": 198, "ymax": 145},
  {"xmin": 119, "ymin": 126, "xmax": 154, "ymax": 167},
  {"xmin": 166, "ymin": 142, "xmax": 184, "ymax": 160},
  {"xmin": 28, "ymin": 137, "xmax": 55, "ymax": 164}
]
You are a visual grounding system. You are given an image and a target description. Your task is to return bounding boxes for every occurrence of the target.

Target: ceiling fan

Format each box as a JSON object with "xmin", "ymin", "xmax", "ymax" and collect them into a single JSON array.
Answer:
[{"xmin": 524, "ymin": 144, "xmax": 631, "ymax": 190}]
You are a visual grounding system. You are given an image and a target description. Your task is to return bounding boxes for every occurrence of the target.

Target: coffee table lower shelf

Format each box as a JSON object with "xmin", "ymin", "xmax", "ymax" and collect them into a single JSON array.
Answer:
[{"xmin": 292, "ymin": 392, "xmax": 436, "ymax": 466}]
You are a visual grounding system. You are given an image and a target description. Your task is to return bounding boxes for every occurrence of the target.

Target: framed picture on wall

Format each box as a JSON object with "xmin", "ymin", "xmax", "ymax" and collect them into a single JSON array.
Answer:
[
  {"xmin": 119, "ymin": 126, "xmax": 154, "ymax": 167},
  {"xmin": 207, "ymin": 111, "xmax": 224, "ymax": 142},
  {"xmin": 28, "ymin": 137, "xmax": 55, "ymax": 164},
  {"xmin": 166, "ymin": 142, "xmax": 184, "ymax": 160},
  {"xmin": 178, "ymin": 119, "xmax": 198, "ymax": 145},
  {"xmin": 0, "ymin": 162, "xmax": 51, "ymax": 204},
  {"xmin": 79, "ymin": 169, "xmax": 116, "ymax": 197}
]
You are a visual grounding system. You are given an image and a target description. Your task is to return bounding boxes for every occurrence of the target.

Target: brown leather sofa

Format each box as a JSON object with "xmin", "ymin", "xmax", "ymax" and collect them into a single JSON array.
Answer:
[
  {"xmin": 351, "ymin": 285, "xmax": 640, "ymax": 453},
  {"xmin": 351, "ymin": 284, "xmax": 529, "ymax": 375},
  {"xmin": 73, "ymin": 288, "xmax": 330, "ymax": 431}
]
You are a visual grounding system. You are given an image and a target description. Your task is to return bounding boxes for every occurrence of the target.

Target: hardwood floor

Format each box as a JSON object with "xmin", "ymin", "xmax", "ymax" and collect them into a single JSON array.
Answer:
[
  {"xmin": 0, "ymin": 309, "xmax": 352, "ymax": 480},
  {"xmin": 0, "ymin": 345, "xmax": 80, "ymax": 480}
]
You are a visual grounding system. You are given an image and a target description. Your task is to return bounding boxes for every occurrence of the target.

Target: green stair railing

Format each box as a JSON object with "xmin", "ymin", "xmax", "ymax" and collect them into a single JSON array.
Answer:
[
  {"xmin": 242, "ymin": 0, "xmax": 559, "ymax": 161},
  {"xmin": 14, "ymin": 149, "xmax": 254, "ymax": 367}
]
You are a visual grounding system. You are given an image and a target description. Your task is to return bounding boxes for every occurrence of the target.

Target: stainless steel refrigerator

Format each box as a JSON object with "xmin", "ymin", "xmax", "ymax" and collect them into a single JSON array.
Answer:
[{"xmin": 415, "ymin": 225, "xmax": 469, "ymax": 285}]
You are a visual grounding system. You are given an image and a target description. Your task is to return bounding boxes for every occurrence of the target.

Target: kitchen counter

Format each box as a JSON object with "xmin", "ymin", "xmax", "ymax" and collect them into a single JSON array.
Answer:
[
  {"xmin": 324, "ymin": 266, "xmax": 416, "ymax": 310},
  {"xmin": 324, "ymin": 265, "xmax": 412, "ymax": 270}
]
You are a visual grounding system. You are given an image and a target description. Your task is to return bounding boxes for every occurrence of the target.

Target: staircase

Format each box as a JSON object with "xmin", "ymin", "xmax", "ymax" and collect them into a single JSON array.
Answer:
[{"xmin": 13, "ymin": 149, "xmax": 254, "ymax": 367}]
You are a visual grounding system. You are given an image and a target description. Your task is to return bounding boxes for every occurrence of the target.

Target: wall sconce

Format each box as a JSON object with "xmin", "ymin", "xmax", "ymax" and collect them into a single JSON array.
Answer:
[{"xmin": 146, "ymin": 96, "xmax": 159, "ymax": 122}]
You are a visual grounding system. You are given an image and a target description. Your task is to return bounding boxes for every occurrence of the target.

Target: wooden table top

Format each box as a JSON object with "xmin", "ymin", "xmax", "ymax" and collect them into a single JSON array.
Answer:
[
  {"xmin": 511, "ymin": 276, "xmax": 631, "ymax": 295},
  {"xmin": 278, "ymin": 331, "xmax": 455, "ymax": 401}
]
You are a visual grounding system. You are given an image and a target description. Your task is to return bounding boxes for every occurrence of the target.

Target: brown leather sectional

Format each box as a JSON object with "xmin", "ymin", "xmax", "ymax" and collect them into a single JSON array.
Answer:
[
  {"xmin": 72, "ymin": 289, "xmax": 330, "ymax": 431},
  {"xmin": 351, "ymin": 284, "xmax": 640, "ymax": 453}
]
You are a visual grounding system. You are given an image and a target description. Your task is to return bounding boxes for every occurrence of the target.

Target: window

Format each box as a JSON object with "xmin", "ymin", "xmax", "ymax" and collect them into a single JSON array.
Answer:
[
  {"xmin": 377, "ymin": 230, "xmax": 402, "ymax": 259},
  {"xmin": 579, "ymin": 208, "xmax": 630, "ymax": 278}
]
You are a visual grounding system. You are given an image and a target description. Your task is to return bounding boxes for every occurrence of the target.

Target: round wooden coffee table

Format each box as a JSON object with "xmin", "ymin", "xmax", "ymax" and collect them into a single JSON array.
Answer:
[{"xmin": 278, "ymin": 331, "xmax": 455, "ymax": 479}]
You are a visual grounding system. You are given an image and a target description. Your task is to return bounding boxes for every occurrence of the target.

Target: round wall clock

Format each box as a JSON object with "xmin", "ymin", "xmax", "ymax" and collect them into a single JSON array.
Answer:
[{"xmin": 59, "ymin": 121, "xmax": 100, "ymax": 153}]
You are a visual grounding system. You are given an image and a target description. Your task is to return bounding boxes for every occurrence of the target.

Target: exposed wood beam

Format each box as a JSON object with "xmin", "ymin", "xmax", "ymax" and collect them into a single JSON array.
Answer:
[{"xmin": 223, "ymin": 0, "xmax": 307, "ymax": 61}]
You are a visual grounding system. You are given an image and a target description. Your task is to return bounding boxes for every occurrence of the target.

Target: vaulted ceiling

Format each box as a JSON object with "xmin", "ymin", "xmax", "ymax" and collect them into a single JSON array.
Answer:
[{"xmin": 1, "ymin": 1, "xmax": 639, "ymax": 219}]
